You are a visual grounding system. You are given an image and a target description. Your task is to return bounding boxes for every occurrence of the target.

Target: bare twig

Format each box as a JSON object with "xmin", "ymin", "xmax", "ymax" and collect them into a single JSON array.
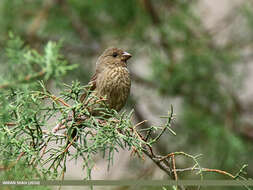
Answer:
[
  {"xmin": 202, "ymin": 168, "xmax": 235, "ymax": 179},
  {"xmin": 49, "ymin": 95, "xmax": 71, "ymax": 108},
  {"xmin": 0, "ymin": 152, "xmax": 25, "ymax": 171},
  {"xmin": 133, "ymin": 120, "xmax": 147, "ymax": 129},
  {"xmin": 52, "ymin": 117, "xmax": 72, "ymax": 133},
  {"xmin": 172, "ymin": 154, "xmax": 178, "ymax": 181}
]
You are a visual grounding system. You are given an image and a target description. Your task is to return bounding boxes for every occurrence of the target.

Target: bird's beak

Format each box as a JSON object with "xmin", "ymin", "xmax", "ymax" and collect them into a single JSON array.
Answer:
[{"xmin": 122, "ymin": 51, "xmax": 132, "ymax": 62}]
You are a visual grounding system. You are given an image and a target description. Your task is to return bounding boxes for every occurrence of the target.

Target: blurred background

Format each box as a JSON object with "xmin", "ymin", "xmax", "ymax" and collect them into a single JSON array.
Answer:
[{"xmin": 0, "ymin": 0, "xmax": 253, "ymax": 189}]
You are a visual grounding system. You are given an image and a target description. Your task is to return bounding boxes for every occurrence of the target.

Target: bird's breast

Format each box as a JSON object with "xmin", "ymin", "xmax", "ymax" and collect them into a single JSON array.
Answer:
[{"xmin": 97, "ymin": 67, "xmax": 131, "ymax": 111}]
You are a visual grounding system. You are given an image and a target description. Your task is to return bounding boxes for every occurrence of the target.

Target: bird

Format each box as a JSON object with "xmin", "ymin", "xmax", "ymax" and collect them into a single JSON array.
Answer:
[
  {"xmin": 65, "ymin": 48, "xmax": 132, "ymax": 143},
  {"xmin": 80, "ymin": 47, "xmax": 132, "ymax": 116}
]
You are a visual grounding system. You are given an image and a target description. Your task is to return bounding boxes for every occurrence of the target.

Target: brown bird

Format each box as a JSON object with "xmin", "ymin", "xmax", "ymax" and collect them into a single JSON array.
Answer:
[
  {"xmin": 53, "ymin": 48, "xmax": 131, "ymax": 143},
  {"xmin": 66, "ymin": 48, "xmax": 132, "ymax": 143},
  {"xmin": 80, "ymin": 47, "xmax": 132, "ymax": 116}
]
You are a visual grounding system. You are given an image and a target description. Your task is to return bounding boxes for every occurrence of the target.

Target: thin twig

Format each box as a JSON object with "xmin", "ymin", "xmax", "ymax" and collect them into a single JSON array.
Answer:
[
  {"xmin": 153, "ymin": 105, "xmax": 174, "ymax": 142},
  {"xmin": 133, "ymin": 120, "xmax": 147, "ymax": 129},
  {"xmin": 0, "ymin": 152, "xmax": 25, "ymax": 171},
  {"xmin": 172, "ymin": 154, "xmax": 178, "ymax": 181},
  {"xmin": 16, "ymin": 152, "xmax": 25, "ymax": 162},
  {"xmin": 49, "ymin": 95, "xmax": 71, "ymax": 107},
  {"xmin": 52, "ymin": 116, "xmax": 72, "ymax": 133},
  {"xmin": 202, "ymin": 168, "xmax": 235, "ymax": 179},
  {"xmin": 4, "ymin": 122, "xmax": 17, "ymax": 126}
]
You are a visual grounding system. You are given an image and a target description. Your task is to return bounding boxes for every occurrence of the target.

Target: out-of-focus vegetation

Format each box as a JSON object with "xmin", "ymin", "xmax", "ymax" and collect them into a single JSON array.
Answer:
[{"xmin": 0, "ymin": 0, "xmax": 253, "ymax": 190}]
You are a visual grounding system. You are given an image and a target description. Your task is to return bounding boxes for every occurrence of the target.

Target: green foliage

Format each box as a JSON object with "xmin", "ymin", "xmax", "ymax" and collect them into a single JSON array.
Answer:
[
  {"xmin": 0, "ymin": 79, "xmax": 174, "ymax": 180},
  {"xmin": 0, "ymin": 33, "xmax": 77, "ymax": 89},
  {"xmin": 0, "ymin": 35, "xmax": 77, "ymax": 184}
]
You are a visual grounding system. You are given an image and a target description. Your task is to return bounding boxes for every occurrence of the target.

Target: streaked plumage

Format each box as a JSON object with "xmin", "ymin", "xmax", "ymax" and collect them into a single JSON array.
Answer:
[{"xmin": 80, "ymin": 47, "xmax": 132, "ymax": 115}]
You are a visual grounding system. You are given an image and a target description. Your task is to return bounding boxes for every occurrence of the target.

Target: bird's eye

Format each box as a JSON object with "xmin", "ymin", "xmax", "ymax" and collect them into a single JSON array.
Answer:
[{"xmin": 112, "ymin": 52, "xmax": 118, "ymax": 57}]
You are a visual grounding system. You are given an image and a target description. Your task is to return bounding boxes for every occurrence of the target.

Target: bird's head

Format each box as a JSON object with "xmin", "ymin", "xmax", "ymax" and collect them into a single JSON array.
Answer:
[{"xmin": 96, "ymin": 47, "xmax": 132, "ymax": 70}]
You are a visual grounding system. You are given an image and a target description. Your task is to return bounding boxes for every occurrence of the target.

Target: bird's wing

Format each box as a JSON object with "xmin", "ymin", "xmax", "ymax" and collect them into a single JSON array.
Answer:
[{"xmin": 80, "ymin": 73, "xmax": 97, "ymax": 102}]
